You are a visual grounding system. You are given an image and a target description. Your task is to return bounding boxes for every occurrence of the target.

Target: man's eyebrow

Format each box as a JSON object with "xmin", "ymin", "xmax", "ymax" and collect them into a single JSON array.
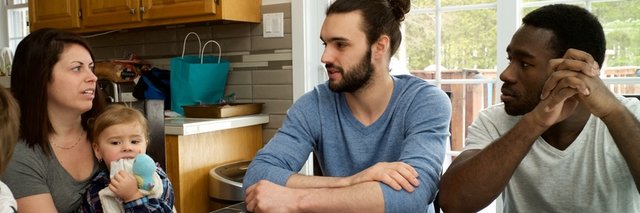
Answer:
[
  {"xmin": 321, "ymin": 36, "xmax": 349, "ymax": 43},
  {"xmin": 507, "ymin": 47, "xmax": 535, "ymax": 59}
]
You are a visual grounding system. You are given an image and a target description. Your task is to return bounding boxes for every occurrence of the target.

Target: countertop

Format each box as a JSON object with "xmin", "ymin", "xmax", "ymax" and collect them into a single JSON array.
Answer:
[
  {"xmin": 210, "ymin": 202, "xmax": 246, "ymax": 213},
  {"xmin": 165, "ymin": 114, "xmax": 269, "ymax": 135}
]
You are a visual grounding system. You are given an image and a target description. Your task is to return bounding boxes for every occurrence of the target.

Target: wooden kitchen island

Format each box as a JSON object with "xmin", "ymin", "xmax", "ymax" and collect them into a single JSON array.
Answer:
[{"xmin": 164, "ymin": 114, "xmax": 269, "ymax": 213}]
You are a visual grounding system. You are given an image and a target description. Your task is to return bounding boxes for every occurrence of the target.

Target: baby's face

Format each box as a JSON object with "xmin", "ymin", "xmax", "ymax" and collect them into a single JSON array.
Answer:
[{"xmin": 93, "ymin": 121, "xmax": 148, "ymax": 170}]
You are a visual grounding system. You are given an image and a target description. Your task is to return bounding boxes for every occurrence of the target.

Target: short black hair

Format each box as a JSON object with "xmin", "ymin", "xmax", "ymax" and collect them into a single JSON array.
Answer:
[{"xmin": 523, "ymin": 4, "xmax": 606, "ymax": 66}]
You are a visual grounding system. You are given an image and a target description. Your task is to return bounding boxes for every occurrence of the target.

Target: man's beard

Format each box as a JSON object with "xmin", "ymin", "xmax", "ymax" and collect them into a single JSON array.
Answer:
[
  {"xmin": 327, "ymin": 49, "xmax": 374, "ymax": 93},
  {"xmin": 502, "ymin": 84, "xmax": 541, "ymax": 116}
]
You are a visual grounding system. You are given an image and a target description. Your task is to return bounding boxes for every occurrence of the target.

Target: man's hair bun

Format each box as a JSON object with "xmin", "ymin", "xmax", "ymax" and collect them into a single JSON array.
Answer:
[{"xmin": 388, "ymin": 0, "xmax": 411, "ymax": 21}]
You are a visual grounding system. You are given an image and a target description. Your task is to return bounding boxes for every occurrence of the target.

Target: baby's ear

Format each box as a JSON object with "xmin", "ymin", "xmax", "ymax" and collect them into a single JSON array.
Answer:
[{"xmin": 92, "ymin": 143, "xmax": 102, "ymax": 160}]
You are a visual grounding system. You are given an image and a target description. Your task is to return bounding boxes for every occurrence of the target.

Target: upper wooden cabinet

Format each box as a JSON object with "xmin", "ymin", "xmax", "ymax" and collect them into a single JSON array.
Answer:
[
  {"xmin": 82, "ymin": 0, "xmax": 142, "ymax": 28},
  {"xmin": 29, "ymin": 0, "xmax": 81, "ymax": 30},
  {"xmin": 142, "ymin": 0, "xmax": 217, "ymax": 20},
  {"xmin": 29, "ymin": 0, "xmax": 261, "ymax": 33}
]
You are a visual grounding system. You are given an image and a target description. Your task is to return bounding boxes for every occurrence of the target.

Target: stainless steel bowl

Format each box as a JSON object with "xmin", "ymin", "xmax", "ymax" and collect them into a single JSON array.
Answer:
[{"xmin": 209, "ymin": 160, "xmax": 250, "ymax": 201}]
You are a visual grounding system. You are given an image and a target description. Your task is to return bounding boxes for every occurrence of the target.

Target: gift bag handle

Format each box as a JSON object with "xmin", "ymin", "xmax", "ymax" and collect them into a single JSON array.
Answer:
[
  {"xmin": 180, "ymin": 32, "xmax": 202, "ymax": 58},
  {"xmin": 200, "ymin": 40, "xmax": 222, "ymax": 64}
]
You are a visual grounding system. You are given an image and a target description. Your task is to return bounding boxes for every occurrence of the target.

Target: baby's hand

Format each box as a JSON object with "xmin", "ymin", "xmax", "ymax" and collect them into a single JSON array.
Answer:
[{"xmin": 109, "ymin": 171, "xmax": 144, "ymax": 202}]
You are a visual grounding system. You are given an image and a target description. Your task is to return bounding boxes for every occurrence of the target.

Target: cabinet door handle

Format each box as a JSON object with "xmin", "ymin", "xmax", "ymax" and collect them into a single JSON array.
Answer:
[
  {"xmin": 130, "ymin": 8, "xmax": 135, "ymax": 15},
  {"xmin": 140, "ymin": 6, "xmax": 146, "ymax": 14}
]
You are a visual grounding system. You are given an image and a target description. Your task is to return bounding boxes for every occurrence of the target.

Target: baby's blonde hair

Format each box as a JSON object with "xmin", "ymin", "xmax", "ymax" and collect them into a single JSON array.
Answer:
[
  {"xmin": 0, "ymin": 87, "xmax": 20, "ymax": 174},
  {"xmin": 91, "ymin": 104, "xmax": 150, "ymax": 145}
]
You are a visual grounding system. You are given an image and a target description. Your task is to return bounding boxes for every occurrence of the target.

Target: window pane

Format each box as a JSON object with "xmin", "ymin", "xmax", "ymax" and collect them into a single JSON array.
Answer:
[
  {"xmin": 522, "ymin": 3, "xmax": 583, "ymax": 17},
  {"xmin": 7, "ymin": 0, "xmax": 28, "ymax": 6},
  {"xmin": 404, "ymin": 13, "xmax": 436, "ymax": 70},
  {"xmin": 605, "ymin": 71, "xmax": 640, "ymax": 95},
  {"xmin": 442, "ymin": 82, "xmax": 500, "ymax": 151},
  {"xmin": 412, "ymin": 0, "xmax": 434, "ymax": 9},
  {"xmin": 8, "ymin": 8, "xmax": 29, "ymax": 53},
  {"xmin": 593, "ymin": 1, "xmax": 640, "ymax": 70},
  {"xmin": 442, "ymin": 0, "xmax": 495, "ymax": 6},
  {"xmin": 412, "ymin": 0, "xmax": 495, "ymax": 9},
  {"xmin": 441, "ymin": 8, "xmax": 496, "ymax": 76}
]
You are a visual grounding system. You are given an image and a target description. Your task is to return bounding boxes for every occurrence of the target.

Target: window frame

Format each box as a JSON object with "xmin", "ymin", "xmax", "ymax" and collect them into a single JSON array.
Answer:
[
  {"xmin": 405, "ymin": 0, "xmax": 640, "ymax": 85},
  {"xmin": 2, "ymin": 0, "xmax": 29, "ymax": 52},
  {"xmin": 293, "ymin": 0, "xmax": 640, "ymax": 166}
]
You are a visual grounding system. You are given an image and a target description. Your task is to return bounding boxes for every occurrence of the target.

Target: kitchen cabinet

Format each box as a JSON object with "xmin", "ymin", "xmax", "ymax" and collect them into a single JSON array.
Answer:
[
  {"xmin": 81, "ymin": 0, "xmax": 142, "ymax": 28},
  {"xmin": 29, "ymin": 0, "xmax": 81, "ymax": 30},
  {"xmin": 29, "ymin": 0, "xmax": 261, "ymax": 33},
  {"xmin": 142, "ymin": 0, "xmax": 220, "ymax": 21},
  {"xmin": 164, "ymin": 115, "xmax": 268, "ymax": 213}
]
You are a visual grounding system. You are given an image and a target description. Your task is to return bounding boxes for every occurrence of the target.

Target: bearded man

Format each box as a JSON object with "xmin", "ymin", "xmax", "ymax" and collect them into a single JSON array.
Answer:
[{"xmin": 242, "ymin": 0, "xmax": 451, "ymax": 212}]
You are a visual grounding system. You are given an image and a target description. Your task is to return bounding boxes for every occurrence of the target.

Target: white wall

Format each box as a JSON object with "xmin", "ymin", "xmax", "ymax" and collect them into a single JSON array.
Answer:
[
  {"xmin": 291, "ymin": 0, "xmax": 328, "ymax": 100},
  {"xmin": 0, "ymin": 3, "xmax": 8, "ymax": 48}
]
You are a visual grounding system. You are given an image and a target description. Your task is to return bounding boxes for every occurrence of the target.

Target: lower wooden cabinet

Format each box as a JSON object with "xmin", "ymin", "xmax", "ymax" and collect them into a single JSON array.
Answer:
[{"xmin": 165, "ymin": 125, "xmax": 263, "ymax": 213}]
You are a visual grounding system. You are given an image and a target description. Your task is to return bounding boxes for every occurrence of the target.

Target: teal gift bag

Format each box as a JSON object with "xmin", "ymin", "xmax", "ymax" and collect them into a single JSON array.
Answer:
[{"xmin": 171, "ymin": 32, "xmax": 230, "ymax": 115}]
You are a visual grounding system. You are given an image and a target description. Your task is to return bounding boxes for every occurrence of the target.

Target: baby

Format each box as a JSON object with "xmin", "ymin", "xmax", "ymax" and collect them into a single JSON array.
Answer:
[
  {"xmin": 0, "ymin": 87, "xmax": 19, "ymax": 213},
  {"xmin": 81, "ymin": 104, "xmax": 174, "ymax": 212}
]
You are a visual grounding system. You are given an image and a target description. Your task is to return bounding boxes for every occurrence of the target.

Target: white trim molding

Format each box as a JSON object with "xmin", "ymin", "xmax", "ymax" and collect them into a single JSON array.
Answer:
[
  {"xmin": 292, "ymin": 0, "xmax": 328, "ymax": 101},
  {"xmin": 263, "ymin": 0, "xmax": 291, "ymax": 6}
]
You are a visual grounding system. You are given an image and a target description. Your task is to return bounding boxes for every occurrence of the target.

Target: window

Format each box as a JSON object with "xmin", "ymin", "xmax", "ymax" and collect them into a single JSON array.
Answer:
[
  {"xmin": 403, "ymin": 0, "xmax": 640, "ymax": 159},
  {"xmin": 404, "ymin": 1, "xmax": 502, "ymax": 159},
  {"xmin": 4, "ymin": 0, "xmax": 29, "ymax": 53},
  {"xmin": 398, "ymin": 1, "xmax": 640, "ymax": 212}
]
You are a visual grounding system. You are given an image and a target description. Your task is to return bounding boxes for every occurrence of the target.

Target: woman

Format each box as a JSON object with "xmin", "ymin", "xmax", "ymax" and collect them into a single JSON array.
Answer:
[{"xmin": 2, "ymin": 28, "xmax": 105, "ymax": 212}]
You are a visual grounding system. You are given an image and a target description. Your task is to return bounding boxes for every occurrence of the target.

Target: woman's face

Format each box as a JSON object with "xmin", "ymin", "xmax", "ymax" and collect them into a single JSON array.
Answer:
[
  {"xmin": 47, "ymin": 43, "xmax": 97, "ymax": 114},
  {"xmin": 93, "ymin": 121, "xmax": 148, "ymax": 170}
]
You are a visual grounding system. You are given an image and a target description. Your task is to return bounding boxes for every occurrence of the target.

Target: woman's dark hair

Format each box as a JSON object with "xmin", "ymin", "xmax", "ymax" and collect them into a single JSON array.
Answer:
[
  {"xmin": 10, "ymin": 28, "xmax": 105, "ymax": 155},
  {"xmin": 523, "ymin": 4, "xmax": 606, "ymax": 66},
  {"xmin": 327, "ymin": 0, "xmax": 410, "ymax": 57}
]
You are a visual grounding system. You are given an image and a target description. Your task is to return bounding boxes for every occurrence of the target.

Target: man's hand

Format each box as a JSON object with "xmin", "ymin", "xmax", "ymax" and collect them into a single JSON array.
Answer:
[
  {"xmin": 245, "ymin": 180, "xmax": 306, "ymax": 213},
  {"xmin": 541, "ymin": 48, "xmax": 620, "ymax": 119},
  {"xmin": 109, "ymin": 171, "xmax": 143, "ymax": 202},
  {"xmin": 346, "ymin": 162, "xmax": 419, "ymax": 192}
]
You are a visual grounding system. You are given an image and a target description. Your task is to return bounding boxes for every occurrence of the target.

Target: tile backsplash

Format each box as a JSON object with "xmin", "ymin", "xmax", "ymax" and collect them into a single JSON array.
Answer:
[{"xmin": 86, "ymin": 3, "xmax": 292, "ymax": 143}]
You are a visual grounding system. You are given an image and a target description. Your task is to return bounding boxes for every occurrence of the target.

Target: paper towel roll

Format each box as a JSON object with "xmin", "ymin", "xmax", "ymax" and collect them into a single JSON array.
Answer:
[{"xmin": 0, "ymin": 47, "xmax": 12, "ymax": 76}]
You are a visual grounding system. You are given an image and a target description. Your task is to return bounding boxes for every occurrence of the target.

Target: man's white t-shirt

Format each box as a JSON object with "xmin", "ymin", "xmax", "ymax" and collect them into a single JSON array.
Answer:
[{"xmin": 465, "ymin": 95, "xmax": 640, "ymax": 213}]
